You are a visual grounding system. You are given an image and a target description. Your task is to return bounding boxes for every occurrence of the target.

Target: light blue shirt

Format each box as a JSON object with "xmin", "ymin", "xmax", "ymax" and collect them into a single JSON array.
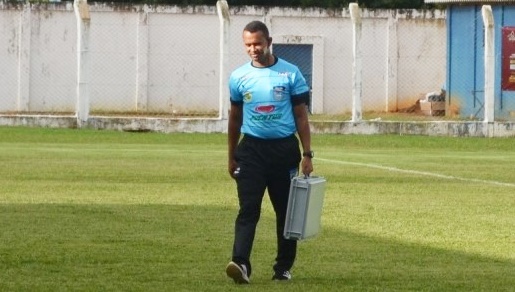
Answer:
[{"xmin": 229, "ymin": 58, "xmax": 309, "ymax": 139}]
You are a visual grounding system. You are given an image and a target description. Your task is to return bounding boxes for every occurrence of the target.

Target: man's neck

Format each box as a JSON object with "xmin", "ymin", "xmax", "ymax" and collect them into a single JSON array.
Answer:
[{"xmin": 253, "ymin": 55, "xmax": 275, "ymax": 68}]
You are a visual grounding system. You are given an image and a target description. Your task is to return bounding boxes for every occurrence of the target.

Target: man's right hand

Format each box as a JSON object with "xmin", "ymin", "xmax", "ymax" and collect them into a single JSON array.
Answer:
[{"xmin": 229, "ymin": 160, "xmax": 239, "ymax": 179}]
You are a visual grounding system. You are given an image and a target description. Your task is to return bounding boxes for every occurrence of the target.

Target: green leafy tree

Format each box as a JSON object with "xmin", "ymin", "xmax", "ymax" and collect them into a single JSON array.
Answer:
[{"xmin": 356, "ymin": 0, "xmax": 426, "ymax": 8}]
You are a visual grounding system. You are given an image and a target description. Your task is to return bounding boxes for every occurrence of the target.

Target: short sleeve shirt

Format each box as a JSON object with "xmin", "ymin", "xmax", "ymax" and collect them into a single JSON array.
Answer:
[{"xmin": 229, "ymin": 58, "xmax": 310, "ymax": 139}]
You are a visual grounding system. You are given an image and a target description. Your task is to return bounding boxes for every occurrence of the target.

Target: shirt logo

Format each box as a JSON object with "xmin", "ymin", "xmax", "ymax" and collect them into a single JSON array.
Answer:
[
  {"xmin": 250, "ymin": 114, "xmax": 282, "ymax": 121},
  {"xmin": 255, "ymin": 105, "xmax": 275, "ymax": 113},
  {"xmin": 273, "ymin": 86, "xmax": 286, "ymax": 101},
  {"xmin": 243, "ymin": 91, "xmax": 252, "ymax": 102}
]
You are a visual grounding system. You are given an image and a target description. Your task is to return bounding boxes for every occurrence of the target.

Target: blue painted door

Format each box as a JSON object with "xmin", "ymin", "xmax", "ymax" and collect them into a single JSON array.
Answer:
[{"xmin": 272, "ymin": 44, "xmax": 313, "ymax": 110}]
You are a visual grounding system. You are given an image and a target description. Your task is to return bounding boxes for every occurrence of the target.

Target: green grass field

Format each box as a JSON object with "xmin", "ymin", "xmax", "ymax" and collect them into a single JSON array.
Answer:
[{"xmin": 0, "ymin": 127, "xmax": 514, "ymax": 291}]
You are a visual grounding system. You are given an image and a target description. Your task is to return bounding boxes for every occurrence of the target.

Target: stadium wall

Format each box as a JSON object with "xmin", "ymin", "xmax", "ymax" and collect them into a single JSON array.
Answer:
[
  {"xmin": 0, "ymin": 3, "xmax": 445, "ymax": 116},
  {"xmin": 1, "ymin": 115, "xmax": 514, "ymax": 137},
  {"xmin": 1, "ymin": 3, "xmax": 514, "ymax": 136}
]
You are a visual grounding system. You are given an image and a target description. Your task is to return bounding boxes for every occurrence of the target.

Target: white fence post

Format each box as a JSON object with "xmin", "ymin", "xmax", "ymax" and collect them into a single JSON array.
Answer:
[
  {"xmin": 386, "ymin": 13, "xmax": 398, "ymax": 112},
  {"xmin": 217, "ymin": 0, "xmax": 230, "ymax": 120},
  {"xmin": 74, "ymin": 0, "xmax": 91, "ymax": 127},
  {"xmin": 350, "ymin": 3, "xmax": 362, "ymax": 122},
  {"xmin": 136, "ymin": 6, "xmax": 149, "ymax": 112},
  {"xmin": 482, "ymin": 5, "xmax": 495, "ymax": 124},
  {"xmin": 17, "ymin": 3, "xmax": 31, "ymax": 113}
]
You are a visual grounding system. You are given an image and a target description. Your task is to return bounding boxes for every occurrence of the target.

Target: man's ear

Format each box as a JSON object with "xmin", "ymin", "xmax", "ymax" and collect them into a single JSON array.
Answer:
[{"xmin": 268, "ymin": 37, "xmax": 273, "ymax": 46}]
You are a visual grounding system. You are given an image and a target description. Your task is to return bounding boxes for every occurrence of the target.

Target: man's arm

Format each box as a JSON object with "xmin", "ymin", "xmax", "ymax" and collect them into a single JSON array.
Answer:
[
  {"xmin": 228, "ymin": 103, "xmax": 243, "ymax": 179},
  {"xmin": 293, "ymin": 99, "xmax": 313, "ymax": 176}
]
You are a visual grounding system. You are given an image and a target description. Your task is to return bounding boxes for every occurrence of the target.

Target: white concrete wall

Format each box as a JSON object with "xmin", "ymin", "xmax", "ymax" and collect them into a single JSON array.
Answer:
[
  {"xmin": 0, "ymin": 3, "xmax": 446, "ymax": 116},
  {"xmin": 0, "ymin": 7, "xmax": 26, "ymax": 112}
]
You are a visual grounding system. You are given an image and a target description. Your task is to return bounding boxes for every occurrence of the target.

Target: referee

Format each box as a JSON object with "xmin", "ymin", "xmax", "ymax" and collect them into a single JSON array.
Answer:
[{"xmin": 225, "ymin": 20, "xmax": 314, "ymax": 284}]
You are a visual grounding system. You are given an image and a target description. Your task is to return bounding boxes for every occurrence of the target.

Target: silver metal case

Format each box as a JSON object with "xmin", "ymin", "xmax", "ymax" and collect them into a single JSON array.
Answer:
[{"xmin": 284, "ymin": 176, "xmax": 326, "ymax": 240}]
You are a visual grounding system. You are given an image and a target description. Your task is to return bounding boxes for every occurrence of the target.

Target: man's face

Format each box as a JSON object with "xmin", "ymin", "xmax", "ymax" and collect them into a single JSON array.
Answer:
[{"xmin": 243, "ymin": 30, "xmax": 271, "ymax": 66}]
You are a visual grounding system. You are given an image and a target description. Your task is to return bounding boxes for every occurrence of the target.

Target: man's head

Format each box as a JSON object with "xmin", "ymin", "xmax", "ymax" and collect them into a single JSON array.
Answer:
[{"xmin": 242, "ymin": 21, "xmax": 273, "ymax": 67}]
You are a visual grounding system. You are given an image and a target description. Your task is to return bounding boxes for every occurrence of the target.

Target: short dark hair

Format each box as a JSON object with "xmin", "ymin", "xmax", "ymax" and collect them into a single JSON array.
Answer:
[{"xmin": 243, "ymin": 20, "xmax": 270, "ymax": 39}]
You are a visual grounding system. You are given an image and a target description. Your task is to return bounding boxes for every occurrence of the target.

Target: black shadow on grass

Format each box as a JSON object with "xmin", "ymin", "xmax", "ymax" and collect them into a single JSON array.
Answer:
[{"xmin": 0, "ymin": 204, "xmax": 513, "ymax": 292}]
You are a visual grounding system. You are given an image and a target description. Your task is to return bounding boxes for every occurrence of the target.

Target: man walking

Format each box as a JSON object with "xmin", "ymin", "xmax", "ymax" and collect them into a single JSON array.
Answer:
[{"xmin": 226, "ymin": 20, "xmax": 314, "ymax": 284}]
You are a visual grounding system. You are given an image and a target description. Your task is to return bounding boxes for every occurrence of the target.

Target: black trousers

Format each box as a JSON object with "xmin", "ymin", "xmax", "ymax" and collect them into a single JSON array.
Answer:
[{"xmin": 231, "ymin": 134, "xmax": 301, "ymax": 277}]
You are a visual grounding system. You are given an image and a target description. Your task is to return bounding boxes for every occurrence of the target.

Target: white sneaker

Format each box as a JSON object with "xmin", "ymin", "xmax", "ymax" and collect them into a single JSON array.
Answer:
[
  {"xmin": 226, "ymin": 261, "xmax": 250, "ymax": 284},
  {"xmin": 272, "ymin": 270, "xmax": 292, "ymax": 281}
]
